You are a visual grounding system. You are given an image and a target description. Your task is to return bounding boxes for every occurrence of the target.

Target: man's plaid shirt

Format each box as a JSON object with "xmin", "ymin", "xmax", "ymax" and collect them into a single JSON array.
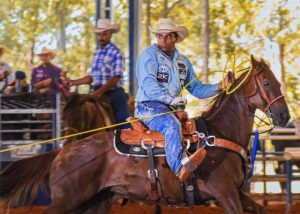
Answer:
[{"xmin": 89, "ymin": 42, "xmax": 124, "ymax": 88}]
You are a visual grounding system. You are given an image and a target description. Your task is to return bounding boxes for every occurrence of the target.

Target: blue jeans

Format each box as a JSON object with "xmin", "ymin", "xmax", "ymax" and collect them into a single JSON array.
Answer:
[
  {"xmin": 135, "ymin": 101, "xmax": 183, "ymax": 173},
  {"xmin": 105, "ymin": 88, "xmax": 131, "ymax": 129}
]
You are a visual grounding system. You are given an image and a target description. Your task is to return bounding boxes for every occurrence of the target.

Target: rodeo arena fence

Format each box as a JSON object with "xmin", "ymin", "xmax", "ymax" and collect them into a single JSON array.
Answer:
[
  {"xmin": 1, "ymin": 93, "xmax": 300, "ymax": 207},
  {"xmin": 0, "ymin": 93, "xmax": 62, "ymax": 170}
]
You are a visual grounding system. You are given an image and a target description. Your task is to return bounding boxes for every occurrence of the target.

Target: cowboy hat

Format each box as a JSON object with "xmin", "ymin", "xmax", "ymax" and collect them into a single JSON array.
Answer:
[
  {"xmin": 150, "ymin": 18, "xmax": 189, "ymax": 42},
  {"xmin": 37, "ymin": 47, "xmax": 56, "ymax": 60},
  {"xmin": 93, "ymin": 19, "xmax": 120, "ymax": 33}
]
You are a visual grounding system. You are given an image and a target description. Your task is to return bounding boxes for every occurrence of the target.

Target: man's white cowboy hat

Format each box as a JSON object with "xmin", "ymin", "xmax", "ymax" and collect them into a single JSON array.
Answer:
[
  {"xmin": 94, "ymin": 18, "xmax": 120, "ymax": 33},
  {"xmin": 150, "ymin": 18, "xmax": 189, "ymax": 42},
  {"xmin": 37, "ymin": 47, "xmax": 56, "ymax": 60}
]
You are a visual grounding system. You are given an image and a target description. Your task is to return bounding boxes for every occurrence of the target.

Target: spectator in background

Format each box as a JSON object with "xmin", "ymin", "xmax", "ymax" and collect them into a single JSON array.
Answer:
[
  {"xmin": 32, "ymin": 47, "xmax": 69, "ymax": 94},
  {"xmin": 5, "ymin": 71, "xmax": 29, "ymax": 94},
  {"xmin": 0, "ymin": 46, "xmax": 15, "ymax": 93},
  {"xmin": 63, "ymin": 19, "xmax": 130, "ymax": 128}
]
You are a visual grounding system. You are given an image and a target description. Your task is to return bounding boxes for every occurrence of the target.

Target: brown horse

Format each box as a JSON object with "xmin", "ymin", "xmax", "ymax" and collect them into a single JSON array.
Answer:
[
  {"xmin": 0, "ymin": 94, "xmax": 113, "ymax": 207},
  {"xmin": 0, "ymin": 56, "xmax": 290, "ymax": 214},
  {"xmin": 62, "ymin": 93, "xmax": 114, "ymax": 144}
]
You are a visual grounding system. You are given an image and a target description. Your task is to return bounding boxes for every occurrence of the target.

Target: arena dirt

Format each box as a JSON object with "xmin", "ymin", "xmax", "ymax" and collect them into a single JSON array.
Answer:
[{"xmin": 1, "ymin": 201, "xmax": 299, "ymax": 214}]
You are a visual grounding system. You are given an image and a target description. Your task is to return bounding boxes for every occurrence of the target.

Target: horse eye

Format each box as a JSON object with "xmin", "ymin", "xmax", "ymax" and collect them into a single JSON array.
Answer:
[{"xmin": 263, "ymin": 80, "xmax": 270, "ymax": 88}]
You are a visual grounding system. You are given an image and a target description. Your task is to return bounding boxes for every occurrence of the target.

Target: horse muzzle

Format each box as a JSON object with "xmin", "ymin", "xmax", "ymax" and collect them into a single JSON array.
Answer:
[{"xmin": 270, "ymin": 108, "xmax": 290, "ymax": 127}]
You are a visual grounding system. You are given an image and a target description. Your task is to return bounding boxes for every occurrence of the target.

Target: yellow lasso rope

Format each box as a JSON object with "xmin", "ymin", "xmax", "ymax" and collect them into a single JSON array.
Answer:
[
  {"xmin": 0, "ymin": 109, "xmax": 180, "ymax": 153},
  {"xmin": 0, "ymin": 54, "xmax": 252, "ymax": 154},
  {"xmin": 180, "ymin": 54, "xmax": 253, "ymax": 97},
  {"xmin": 221, "ymin": 54, "xmax": 253, "ymax": 95}
]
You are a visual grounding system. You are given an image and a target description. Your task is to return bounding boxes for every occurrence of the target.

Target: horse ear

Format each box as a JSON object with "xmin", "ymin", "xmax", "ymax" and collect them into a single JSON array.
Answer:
[{"xmin": 250, "ymin": 55, "xmax": 258, "ymax": 66}]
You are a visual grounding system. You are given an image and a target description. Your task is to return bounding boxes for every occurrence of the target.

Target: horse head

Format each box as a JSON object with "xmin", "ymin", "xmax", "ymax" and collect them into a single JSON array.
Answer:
[
  {"xmin": 62, "ymin": 94, "xmax": 98, "ymax": 144},
  {"xmin": 202, "ymin": 55, "xmax": 290, "ymax": 146},
  {"xmin": 62, "ymin": 93, "xmax": 114, "ymax": 145},
  {"xmin": 243, "ymin": 55, "xmax": 290, "ymax": 127}
]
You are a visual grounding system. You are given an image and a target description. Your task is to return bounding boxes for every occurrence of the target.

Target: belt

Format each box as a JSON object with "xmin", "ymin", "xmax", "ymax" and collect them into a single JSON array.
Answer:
[{"xmin": 92, "ymin": 86, "xmax": 120, "ymax": 92}]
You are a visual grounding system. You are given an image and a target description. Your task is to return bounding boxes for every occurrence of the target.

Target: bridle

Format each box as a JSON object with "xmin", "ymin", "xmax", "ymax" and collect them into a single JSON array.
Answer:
[{"xmin": 251, "ymin": 67, "xmax": 285, "ymax": 116}]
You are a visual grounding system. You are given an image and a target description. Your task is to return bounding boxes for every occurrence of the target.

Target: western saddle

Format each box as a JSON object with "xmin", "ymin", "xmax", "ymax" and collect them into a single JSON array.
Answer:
[{"xmin": 121, "ymin": 111, "xmax": 199, "ymax": 149}]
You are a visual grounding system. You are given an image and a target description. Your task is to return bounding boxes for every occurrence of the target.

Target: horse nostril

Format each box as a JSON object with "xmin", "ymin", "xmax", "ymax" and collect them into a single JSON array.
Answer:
[{"xmin": 280, "ymin": 112, "xmax": 290, "ymax": 125}]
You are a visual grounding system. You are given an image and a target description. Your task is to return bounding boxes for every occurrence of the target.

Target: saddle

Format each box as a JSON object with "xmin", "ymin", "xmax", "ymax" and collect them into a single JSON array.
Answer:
[{"xmin": 120, "ymin": 111, "xmax": 200, "ymax": 149}]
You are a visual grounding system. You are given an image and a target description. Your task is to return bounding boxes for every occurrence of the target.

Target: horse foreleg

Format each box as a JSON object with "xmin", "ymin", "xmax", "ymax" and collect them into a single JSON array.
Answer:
[
  {"xmin": 154, "ymin": 205, "xmax": 161, "ymax": 214},
  {"xmin": 206, "ymin": 180, "xmax": 243, "ymax": 214},
  {"xmin": 81, "ymin": 190, "xmax": 117, "ymax": 214},
  {"xmin": 239, "ymin": 190, "xmax": 267, "ymax": 214}
]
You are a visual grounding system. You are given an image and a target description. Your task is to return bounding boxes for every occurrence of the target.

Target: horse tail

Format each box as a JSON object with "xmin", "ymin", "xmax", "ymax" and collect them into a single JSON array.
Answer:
[{"xmin": 0, "ymin": 150, "xmax": 59, "ymax": 208}]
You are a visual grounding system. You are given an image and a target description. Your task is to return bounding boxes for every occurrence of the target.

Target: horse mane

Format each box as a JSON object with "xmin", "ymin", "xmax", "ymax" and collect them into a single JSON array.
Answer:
[
  {"xmin": 201, "ymin": 68, "xmax": 252, "ymax": 120},
  {"xmin": 63, "ymin": 93, "xmax": 83, "ymax": 112}
]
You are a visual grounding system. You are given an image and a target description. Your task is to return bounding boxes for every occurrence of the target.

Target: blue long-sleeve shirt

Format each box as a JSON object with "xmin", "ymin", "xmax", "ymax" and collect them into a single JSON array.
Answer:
[{"xmin": 135, "ymin": 44, "xmax": 220, "ymax": 104}]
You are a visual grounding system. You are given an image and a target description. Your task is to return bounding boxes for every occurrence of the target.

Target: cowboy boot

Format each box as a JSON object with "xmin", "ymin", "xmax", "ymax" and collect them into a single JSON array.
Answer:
[{"xmin": 177, "ymin": 148, "xmax": 207, "ymax": 182}]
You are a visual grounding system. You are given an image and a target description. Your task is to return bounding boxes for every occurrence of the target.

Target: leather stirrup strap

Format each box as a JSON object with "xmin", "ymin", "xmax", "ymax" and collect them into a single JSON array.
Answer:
[{"xmin": 146, "ymin": 145, "xmax": 160, "ymax": 201}]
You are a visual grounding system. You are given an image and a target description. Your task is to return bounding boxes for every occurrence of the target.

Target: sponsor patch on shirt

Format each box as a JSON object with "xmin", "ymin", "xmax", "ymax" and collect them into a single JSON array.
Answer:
[
  {"xmin": 178, "ymin": 63, "xmax": 186, "ymax": 69},
  {"xmin": 179, "ymin": 68, "xmax": 187, "ymax": 76},
  {"xmin": 178, "ymin": 63, "xmax": 187, "ymax": 87},
  {"xmin": 157, "ymin": 64, "xmax": 169, "ymax": 82}
]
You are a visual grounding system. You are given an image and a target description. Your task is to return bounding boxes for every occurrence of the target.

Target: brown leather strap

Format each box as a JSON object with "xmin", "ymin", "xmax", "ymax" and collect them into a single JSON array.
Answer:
[
  {"xmin": 146, "ymin": 145, "xmax": 160, "ymax": 201},
  {"xmin": 214, "ymin": 138, "xmax": 248, "ymax": 162},
  {"xmin": 96, "ymin": 102, "xmax": 112, "ymax": 126}
]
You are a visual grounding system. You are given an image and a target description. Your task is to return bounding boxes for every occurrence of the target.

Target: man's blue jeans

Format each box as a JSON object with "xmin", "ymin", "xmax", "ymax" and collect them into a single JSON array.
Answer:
[
  {"xmin": 135, "ymin": 101, "xmax": 183, "ymax": 173},
  {"xmin": 106, "ymin": 88, "xmax": 131, "ymax": 129}
]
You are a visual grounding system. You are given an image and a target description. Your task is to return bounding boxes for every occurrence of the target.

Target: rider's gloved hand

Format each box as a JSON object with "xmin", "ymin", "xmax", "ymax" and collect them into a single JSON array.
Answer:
[{"xmin": 170, "ymin": 97, "xmax": 187, "ymax": 106}]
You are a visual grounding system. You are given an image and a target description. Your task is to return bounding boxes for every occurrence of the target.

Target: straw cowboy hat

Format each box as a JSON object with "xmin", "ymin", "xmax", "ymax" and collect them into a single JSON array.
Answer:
[
  {"xmin": 37, "ymin": 47, "xmax": 56, "ymax": 60},
  {"xmin": 150, "ymin": 18, "xmax": 189, "ymax": 42},
  {"xmin": 94, "ymin": 18, "xmax": 120, "ymax": 33}
]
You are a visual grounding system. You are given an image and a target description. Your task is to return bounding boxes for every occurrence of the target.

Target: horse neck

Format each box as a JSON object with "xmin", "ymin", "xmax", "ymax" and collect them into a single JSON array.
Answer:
[
  {"xmin": 203, "ymin": 89, "xmax": 255, "ymax": 149},
  {"xmin": 94, "ymin": 101, "xmax": 113, "ymax": 128}
]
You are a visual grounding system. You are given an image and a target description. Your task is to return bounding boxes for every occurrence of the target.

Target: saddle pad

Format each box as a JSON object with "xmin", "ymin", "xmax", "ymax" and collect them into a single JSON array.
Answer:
[{"xmin": 114, "ymin": 130, "xmax": 166, "ymax": 157}]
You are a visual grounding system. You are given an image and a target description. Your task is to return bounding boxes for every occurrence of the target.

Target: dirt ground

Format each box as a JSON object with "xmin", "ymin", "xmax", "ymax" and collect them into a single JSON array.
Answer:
[{"xmin": 1, "ymin": 202, "xmax": 300, "ymax": 214}]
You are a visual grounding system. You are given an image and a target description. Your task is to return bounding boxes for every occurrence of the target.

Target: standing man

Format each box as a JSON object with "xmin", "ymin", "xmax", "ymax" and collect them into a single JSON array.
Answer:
[
  {"xmin": 32, "ymin": 47, "xmax": 69, "ymax": 94},
  {"xmin": 0, "ymin": 46, "xmax": 15, "ymax": 93},
  {"xmin": 135, "ymin": 18, "xmax": 232, "ymax": 181},
  {"xmin": 66, "ymin": 19, "xmax": 130, "ymax": 128}
]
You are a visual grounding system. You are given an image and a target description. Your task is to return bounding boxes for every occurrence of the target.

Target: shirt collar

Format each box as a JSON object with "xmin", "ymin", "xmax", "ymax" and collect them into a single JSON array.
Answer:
[
  {"xmin": 154, "ymin": 44, "xmax": 178, "ymax": 60},
  {"xmin": 98, "ymin": 42, "xmax": 113, "ymax": 51}
]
